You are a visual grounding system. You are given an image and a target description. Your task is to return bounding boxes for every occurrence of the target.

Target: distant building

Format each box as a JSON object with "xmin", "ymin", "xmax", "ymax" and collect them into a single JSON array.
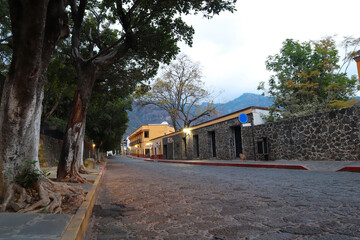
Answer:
[{"xmin": 128, "ymin": 122, "xmax": 175, "ymax": 158}]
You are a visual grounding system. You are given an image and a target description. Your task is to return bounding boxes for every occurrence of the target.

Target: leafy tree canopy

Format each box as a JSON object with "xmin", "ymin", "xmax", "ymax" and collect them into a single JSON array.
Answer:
[
  {"xmin": 258, "ymin": 37, "xmax": 359, "ymax": 121},
  {"xmin": 86, "ymin": 97, "xmax": 131, "ymax": 151},
  {"xmin": 0, "ymin": 1, "xmax": 11, "ymax": 99}
]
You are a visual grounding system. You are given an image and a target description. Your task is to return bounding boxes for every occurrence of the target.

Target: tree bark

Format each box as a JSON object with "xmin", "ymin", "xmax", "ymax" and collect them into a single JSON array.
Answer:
[
  {"xmin": 0, "ymin": 0, "xmax": 68, "ymax": 199},
  {"xmin": 57, "ymin": 61, "xmax": 98, "ymax": 181}
]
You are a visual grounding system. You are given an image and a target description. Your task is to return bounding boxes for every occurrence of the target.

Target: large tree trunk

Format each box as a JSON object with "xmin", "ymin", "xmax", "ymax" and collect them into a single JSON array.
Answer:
[
  {"xmin": 57, "ymin": 61, "xmax": 98, "ymax": 182},
  {"xmin": 0, "ymin": 0, "xmax": 68, "ymax": 200}
]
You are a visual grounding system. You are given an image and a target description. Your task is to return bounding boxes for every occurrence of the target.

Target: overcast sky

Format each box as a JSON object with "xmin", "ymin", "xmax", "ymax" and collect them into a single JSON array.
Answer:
[{"xmin": 179, "ymin": 0, "xmax": 360, "ymax": 102}]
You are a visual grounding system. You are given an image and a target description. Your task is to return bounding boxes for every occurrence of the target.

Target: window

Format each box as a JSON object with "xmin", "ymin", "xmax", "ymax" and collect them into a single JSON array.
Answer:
[
  {"xmin": 144, "ymin": 131, "xmax": 149, "ymax": 138},
  {"xmin": 257, "ymin": 138, "xmax": 268, "ymax": 154}
]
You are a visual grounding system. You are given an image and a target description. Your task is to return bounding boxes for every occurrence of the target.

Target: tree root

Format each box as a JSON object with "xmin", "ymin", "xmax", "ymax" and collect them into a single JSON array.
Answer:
[
  {"xmin": 79, "ymin": 165, "xmax": 90, "ymax": 174},
  {"xmin": 67, "ymin": 165, "xmax": 88, "ymax": 183},
  {"xmin": 1, "ymin": 178, "xmax": 84, "ymax": 214}
]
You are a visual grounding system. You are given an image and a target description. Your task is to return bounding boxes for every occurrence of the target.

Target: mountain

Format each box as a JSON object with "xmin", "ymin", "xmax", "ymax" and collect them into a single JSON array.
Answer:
[
  {"xmin": 215, "ymin": 93, "xmax": 273, "ymax": 115},
  {"xmin": 124, "ymin": 93, "xmax": 273, "ymax": 137}
]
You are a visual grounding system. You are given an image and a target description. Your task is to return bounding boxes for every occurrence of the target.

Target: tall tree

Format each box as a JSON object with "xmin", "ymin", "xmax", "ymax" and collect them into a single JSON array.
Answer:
[
  {"xmin": 57, "ymin": 0, "xmax": 237, "ymax": 181},
  {"xmin": 258, "ymin": 37, "xmax": 359, "ymax": 121},
  {"xmin": 1, "ymin": 0, "xmax": 84, "ymax": 213},
  {"xmin": 136, "ymin": 54, "xmax": 217, "ymax": 131}
]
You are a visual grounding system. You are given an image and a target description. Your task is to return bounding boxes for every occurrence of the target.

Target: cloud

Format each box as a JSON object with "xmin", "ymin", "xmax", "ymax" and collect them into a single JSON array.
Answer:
[{"xmin": 179, "ymin": 0, "xmax": 360, "ymax": 102}]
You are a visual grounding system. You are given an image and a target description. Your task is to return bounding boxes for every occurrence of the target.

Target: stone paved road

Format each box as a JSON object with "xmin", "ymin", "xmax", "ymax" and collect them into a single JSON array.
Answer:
[{"xmin": 84, "ymin": 156, "xmax": 360, "ymax": 240}]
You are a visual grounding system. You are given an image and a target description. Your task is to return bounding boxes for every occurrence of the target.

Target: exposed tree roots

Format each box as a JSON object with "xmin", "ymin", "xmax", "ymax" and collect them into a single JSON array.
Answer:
[
  {"xmin": 79, "ymin": 165, "xmax": 90, "ymax": 174},
  {"xmin": 66, "ymin": 167, "xmax": 87, "ymax": 183},
  {"xmin": 1, "ymin": 178, "xmax": 84, "ymax": 214}
]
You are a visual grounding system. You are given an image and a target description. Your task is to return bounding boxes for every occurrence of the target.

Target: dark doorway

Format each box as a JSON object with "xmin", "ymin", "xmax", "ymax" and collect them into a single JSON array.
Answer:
[
  {"xmin": 145, "ymin": 149, "xmax": 150, "ymax": 158},
  {"xmin": 210, "ymin": 131, "xmax": 216, "ymax": 157},
  {"xmin": 167, "ymin": 143, "xmax": 174, "ymax": 159},
  {"xmin": 234, "ymin": 126, "xmax": 242, "ymax": 157},
  {"xmin": 183, "ymin": 137, "xmax": 187, "ymax": 159},
  {"xmin": 163, "ymin": 145, "xmax": 167, "ymax": 159},
  {"xmin": 193, "ymin": 135, "xmax": 199, "ymax": 158}
]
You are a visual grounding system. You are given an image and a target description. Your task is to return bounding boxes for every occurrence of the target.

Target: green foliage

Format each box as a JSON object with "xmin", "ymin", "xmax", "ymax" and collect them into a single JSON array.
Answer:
[
  {"xmin": 86, "ymin": 97, "xmax": 131, "ymax": 151},
  {"xmin": 42, "ymin": 41, "xmax": 77, "ymax": 123},
  {"xmin": 45, "ymin": 116, "xmax": 68, "ymax": 133},
  {"xmin": 15, "ymin": 160, "xmax": 50, "ymax": 187},
  {"xmin": 0, "ymin": 1, "xmax": 11, "ymax": 73},
  {"xmin": 0, "ymin": 1, "xmax": 11, "ymax": 99},
  {"xmin": 259, "ymin": 37, "xmax": 359, "ymax": 121}
]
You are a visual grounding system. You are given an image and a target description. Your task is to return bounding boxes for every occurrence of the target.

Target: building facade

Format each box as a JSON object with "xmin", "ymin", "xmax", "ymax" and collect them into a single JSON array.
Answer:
[
  {"xmin": 157, "ymin": 104, "xmax": 360, "ymax": 161},
  {"xmin": 128, "ymin": 123, "xmax": 175, "ymax": 158},
  {"xmin": 161, "ymin": 107, "xmax": 268, "ymax": 160}
]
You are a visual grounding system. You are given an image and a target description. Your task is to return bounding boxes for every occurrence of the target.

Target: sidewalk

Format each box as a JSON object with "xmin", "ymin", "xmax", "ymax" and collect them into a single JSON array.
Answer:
[
  {"xmin": 0, "ymin": 163, "xmax": 106, "ymax": 240},
  {"xmin": 143, "ymin": 158, "xmax": 360, "ymax": 172}
]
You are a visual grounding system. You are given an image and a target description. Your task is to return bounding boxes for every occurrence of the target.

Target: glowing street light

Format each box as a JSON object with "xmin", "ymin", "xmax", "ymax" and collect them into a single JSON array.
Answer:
[{"xmin": 183, "ymin": 128, "xmax": 191, "ymax": 135}]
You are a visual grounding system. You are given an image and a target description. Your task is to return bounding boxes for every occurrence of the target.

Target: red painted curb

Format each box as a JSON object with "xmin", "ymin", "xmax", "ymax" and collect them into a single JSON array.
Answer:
[
  {"xmin": 337, "ymin": 166, "xmax": 360, "ymax": 172},
  {"xmin": 145, "ymin": 159, "xmax": 309, "ymax": 170}
]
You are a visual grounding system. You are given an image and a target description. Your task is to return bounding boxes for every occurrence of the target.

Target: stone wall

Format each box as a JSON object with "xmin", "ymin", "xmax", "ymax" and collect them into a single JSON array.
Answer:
[
  {"xmin": 242, "ymin": 104, "xmax": 360, "ymax": 161},
  {"xmin": 39, "ymin": 135, "xmax": 95, "ymax": 167},
  {"xmin": 162, "ymin": 104, "xmax": 360, "ymax": 161},
  {"xmin": 39, "ymin": 135, "xmax": 62, "ymax": 167},
  {"xmin": 190, "ymin": 118, "xmax": 241, "ymax": 160},
  {"xmin": 163, "ymin": 134, "xmax": 186, "ymax": 160}
]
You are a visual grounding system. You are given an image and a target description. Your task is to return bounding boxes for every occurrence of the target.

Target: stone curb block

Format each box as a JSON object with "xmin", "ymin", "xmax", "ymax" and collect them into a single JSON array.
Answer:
[
  {"xmin": 144, "ymin": 160, "xmax": 309, "ymax": 170},
  {"xmin": 337, "ymin": 166, "xmax": 360, "ymax": 172},
  {"xmin": 60, "ymin": 162, "xmax": 107, "ymax": 240}
]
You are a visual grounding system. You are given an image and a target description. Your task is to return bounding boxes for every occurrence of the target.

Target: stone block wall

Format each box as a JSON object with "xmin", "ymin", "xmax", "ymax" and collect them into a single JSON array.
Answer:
[
  {"xmin": 191, "ymin": 119, "xmax": 241, "ymax": 160},
  {"xmin": 242, "ymin": 104, "xmax": 360, "ymax": 161},
  {"xmin": 39, "ymin": 135, "xmax": 95, "ymax": 167},
  {"xmin": 39, "ymin": 135, "xmax": 62, "ymax": 167}
]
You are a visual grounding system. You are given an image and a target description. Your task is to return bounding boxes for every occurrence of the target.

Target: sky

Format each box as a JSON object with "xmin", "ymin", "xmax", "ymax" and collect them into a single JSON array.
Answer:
[{"xmin": 178, "ymin": 0, "xmax": 360, "ymax": 103}]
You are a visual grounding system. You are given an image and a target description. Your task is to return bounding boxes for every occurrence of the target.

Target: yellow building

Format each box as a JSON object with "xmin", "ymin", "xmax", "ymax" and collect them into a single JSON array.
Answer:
[{"xmin": 128, "ymin": 122, "xmax": 175, "ymax": 158}]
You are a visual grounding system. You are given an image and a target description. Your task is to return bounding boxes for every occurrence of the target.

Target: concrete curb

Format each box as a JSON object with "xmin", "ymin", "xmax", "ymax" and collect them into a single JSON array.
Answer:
[
  {"xmin": 60, "ymin": 162, "xmax": 106, "ymax": 240},
  {"xmin": 144, "ymin": 160, "xmax": 309, "ymax": 170},
  {"xmin": 337, "ymin": 166, "xmax": 360, "ymax": 172}
]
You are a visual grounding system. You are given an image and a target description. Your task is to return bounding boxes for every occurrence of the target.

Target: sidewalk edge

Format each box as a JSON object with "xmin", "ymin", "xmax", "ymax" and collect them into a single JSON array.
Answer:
[
  {"xmin": 337, "ymin": 166, "xmax": 360, "ymax": 172},
  {"xmin": 60, "ymin": 162, "xmax": 107, "ymax": 240},
  {"xmin": 144, "ymin": 159, "xmax": 309, "ymax": 170}
]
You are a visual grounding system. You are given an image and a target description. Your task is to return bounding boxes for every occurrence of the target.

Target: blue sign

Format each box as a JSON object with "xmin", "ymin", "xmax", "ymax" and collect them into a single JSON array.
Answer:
[{"xmin": 239, "ymin": 113, "xmax": 248, "ymax": 123}]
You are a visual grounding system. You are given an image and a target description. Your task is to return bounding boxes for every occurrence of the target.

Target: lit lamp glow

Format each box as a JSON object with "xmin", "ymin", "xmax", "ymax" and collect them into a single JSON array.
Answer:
[{"xmin": 183, "ymin": 128, "xmax": 191, "ymax": 134}]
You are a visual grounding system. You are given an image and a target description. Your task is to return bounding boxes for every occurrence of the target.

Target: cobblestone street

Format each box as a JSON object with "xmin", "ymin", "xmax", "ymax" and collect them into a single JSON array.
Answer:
[{"xmin": 85, "ymin": 156, "xmax": 360, "ymax": 239}]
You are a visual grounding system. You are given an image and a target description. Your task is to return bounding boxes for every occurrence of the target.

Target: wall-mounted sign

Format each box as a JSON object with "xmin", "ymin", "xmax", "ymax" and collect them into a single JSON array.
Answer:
[
  {"xmin": 239, "ymin": 113, "xmax": 248, "ymax": 124},
  {"xmin": 167, "ymin": 138, "xmax": 173, "ymax": 143},
  {"xmin": 155, "ymin": 142, "xmax": 161, "ymax": 148}
]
